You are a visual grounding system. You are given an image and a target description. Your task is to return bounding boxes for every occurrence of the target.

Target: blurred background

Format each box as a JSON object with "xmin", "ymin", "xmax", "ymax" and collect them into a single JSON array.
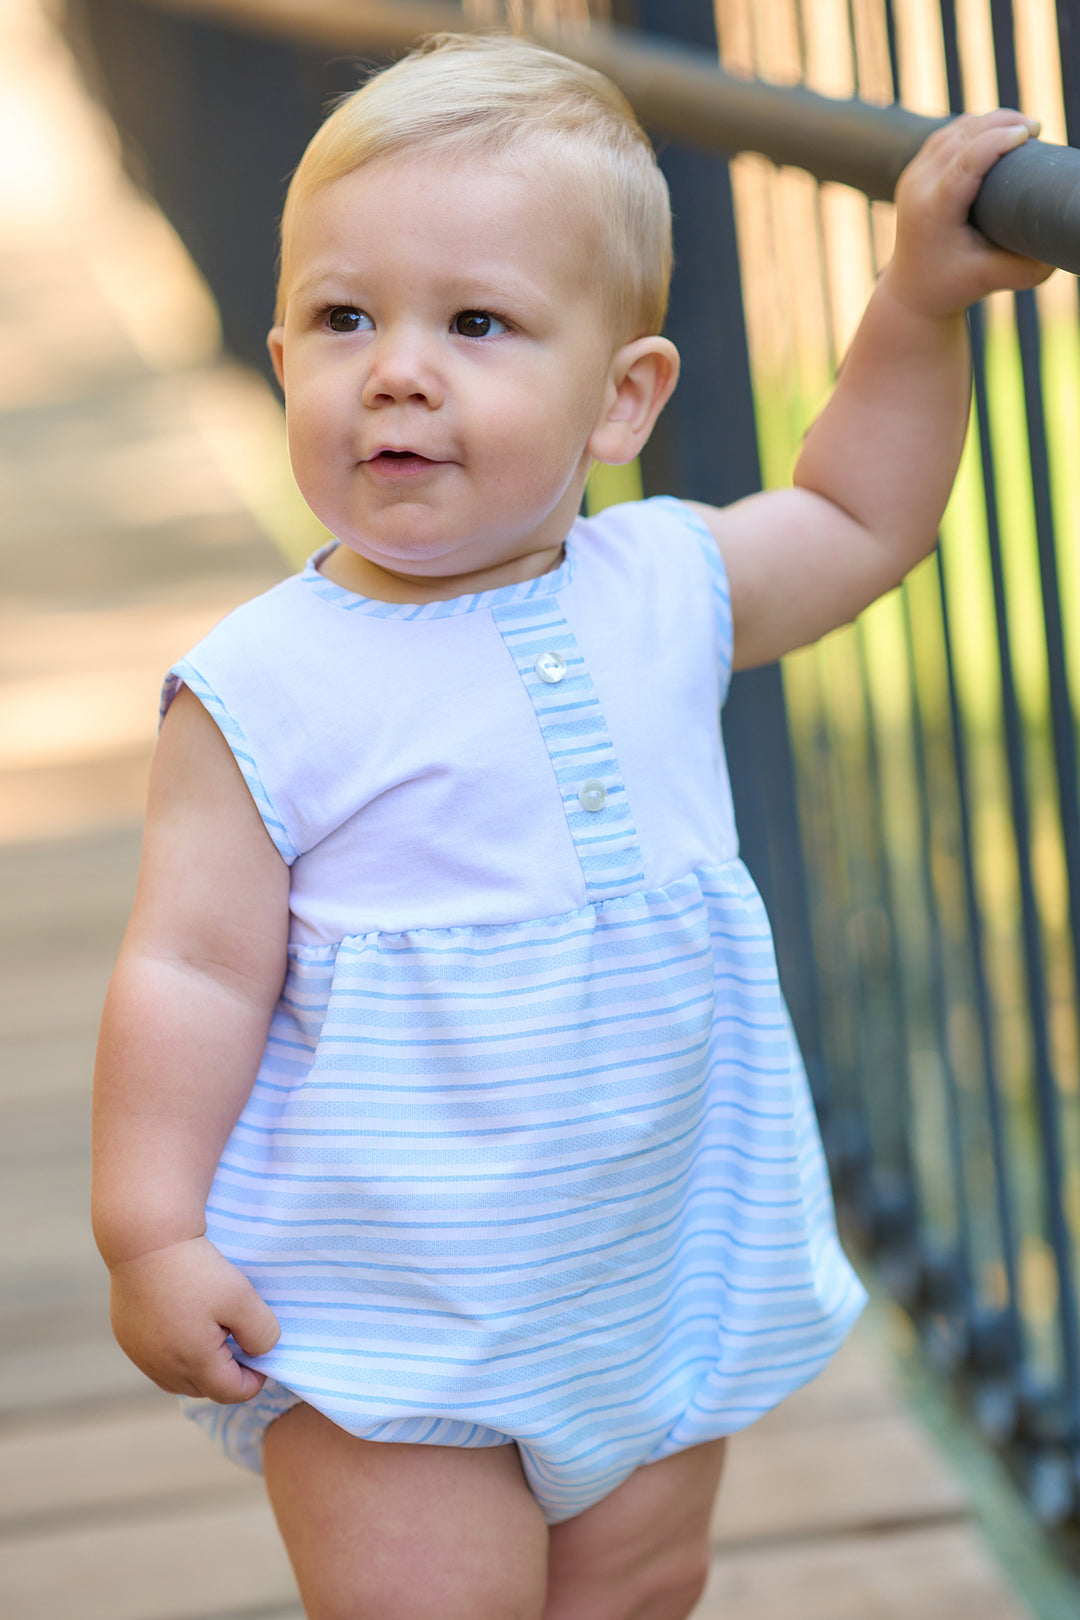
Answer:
[{"xmin": 4, "ymin": 1, "xmax": 1080, "ymax": 1616}]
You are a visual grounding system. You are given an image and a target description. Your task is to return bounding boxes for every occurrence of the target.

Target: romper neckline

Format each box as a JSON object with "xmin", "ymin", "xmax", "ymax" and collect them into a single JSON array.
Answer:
[{"xmin": 301, "ymin": 530, "xmax": 577, "ymax": 619}]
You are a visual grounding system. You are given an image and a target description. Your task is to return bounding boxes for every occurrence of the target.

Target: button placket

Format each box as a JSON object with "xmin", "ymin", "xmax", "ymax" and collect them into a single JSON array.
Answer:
[{"xmin": 493, "ymin": 597, "xmax": 645, "ymax": 899}]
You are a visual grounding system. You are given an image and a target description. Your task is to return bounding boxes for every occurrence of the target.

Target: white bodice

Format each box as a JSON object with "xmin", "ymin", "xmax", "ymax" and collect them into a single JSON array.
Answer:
[{"xmin": 164, "ymin": 497, "xmax": 738, "ymax": 944}]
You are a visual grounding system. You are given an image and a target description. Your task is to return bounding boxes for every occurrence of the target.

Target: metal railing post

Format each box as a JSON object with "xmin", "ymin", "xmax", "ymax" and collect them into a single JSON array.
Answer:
[{"xmin": 618, "ymin": 0, "xmax": 830, "ymax": 1116}]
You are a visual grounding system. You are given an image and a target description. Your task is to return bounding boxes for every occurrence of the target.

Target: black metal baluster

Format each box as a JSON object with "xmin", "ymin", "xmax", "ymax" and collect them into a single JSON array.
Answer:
[
  {"xmin": 988, "ymin": 0, "xmax": 1080, "ymax": 1465},
  {"xmin": 837, "ymin": 0, "xmax": 921, "ymax": 1280},
  {"xmin": 622, "ymin": 0, "xmax": 834, "ymax": 1122},
  {"xmin": 782, "ymin": 0, "xmax": 878, "ymax": 1161},
  {"xmin": 970, "ymin": 316, "xmax": 1080, "ymax": 1516},
  {"xmin": 900, "ymin": 582, "xmax": 976, "ymax": 1332},
  {"xmin": 937, "ymin": 0, "xmax": 1026, "ymax": 1402},
  {"xmin": 936, "ymin": 541, "xmax": 1025, "ymax": 1407}
]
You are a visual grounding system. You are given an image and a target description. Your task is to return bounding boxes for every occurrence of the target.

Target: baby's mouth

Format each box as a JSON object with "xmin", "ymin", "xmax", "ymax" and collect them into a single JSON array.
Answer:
[{"xmin": 362, "ymin": 448, "xmax": 449, "ymax": 481}]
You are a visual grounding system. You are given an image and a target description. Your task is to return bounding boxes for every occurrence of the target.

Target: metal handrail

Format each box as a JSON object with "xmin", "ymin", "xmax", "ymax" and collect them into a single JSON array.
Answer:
[{"xmin": 132, "ymin": 0, "xmax": 1080, "ymax": 272}]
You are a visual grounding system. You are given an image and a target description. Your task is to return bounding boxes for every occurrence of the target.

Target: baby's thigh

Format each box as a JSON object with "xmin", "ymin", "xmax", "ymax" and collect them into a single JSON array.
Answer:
[
  {"xmin": 544, "ymin": 1438, "xmax": 727, "ymax": 1620},
  {"xmin": 263, "ymin": 1404, "xmax": 548, "ymax": 1620}
]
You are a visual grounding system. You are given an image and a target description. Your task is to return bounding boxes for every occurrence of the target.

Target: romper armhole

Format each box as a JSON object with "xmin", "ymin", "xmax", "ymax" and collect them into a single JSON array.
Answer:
[
  {"xmin": 161, "ymin": 662, "xmax": 300, "ymax": 866},
  {"xmin": 645, "ymin": 496, "xmax": 735, "ymax": 706}
]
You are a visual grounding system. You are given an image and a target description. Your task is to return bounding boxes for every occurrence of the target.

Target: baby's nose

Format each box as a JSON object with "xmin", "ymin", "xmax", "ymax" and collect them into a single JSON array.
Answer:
[{"xmin": 362, "ymin": 330, "xmax": 444, "ymax": 408}]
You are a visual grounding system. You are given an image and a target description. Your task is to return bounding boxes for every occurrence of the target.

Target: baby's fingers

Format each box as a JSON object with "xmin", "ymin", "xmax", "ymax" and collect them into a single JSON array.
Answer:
[
  {"xmin": 965, "ymin": 242, "xmax": 1055, "ymax": 295},
  {"xmin": 223, "ymin": 1272, "xmax": 282, "ymax": 1360},
  {"xmin": 186, "ymin": 1271, "xmax": 282, "ymax": 1401},
  {"xmin": 890, "ymin": 110, "xmax": 1054, "ymax": 315},
  {"xmin": 907, "ymin": 111, "xmax": 1039, "ymax": 211},
  {"xmin": 953, "ymin": 113, "xmax": 1040, "ymax": 206},
  {"xmin": 181, "ymin": 1264, "xmax": 281, "ymax": 1403},
  {"xmin": 189, "ymin": 1336, "xmax": 269, "ymax": 1404}
]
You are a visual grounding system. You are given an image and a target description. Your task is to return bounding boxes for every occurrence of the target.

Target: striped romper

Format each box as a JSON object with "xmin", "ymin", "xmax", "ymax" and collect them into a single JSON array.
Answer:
[{"xmin": 170, "ymin": 495, "xmax": 866, "ymax": 1524}]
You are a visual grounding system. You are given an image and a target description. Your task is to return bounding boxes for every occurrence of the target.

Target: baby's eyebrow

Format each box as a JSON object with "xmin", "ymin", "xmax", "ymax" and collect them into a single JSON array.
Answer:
[
  {"xmin": 289, "ymin": 266, "xmax": 558, "ymax": 317},
  {"xmin": 444, "ymin": 267, "xmax": 557, "ymax": 310},
  {"xmin": 290, "ymin": 274, "xmax": 357, "ymax": 304}
]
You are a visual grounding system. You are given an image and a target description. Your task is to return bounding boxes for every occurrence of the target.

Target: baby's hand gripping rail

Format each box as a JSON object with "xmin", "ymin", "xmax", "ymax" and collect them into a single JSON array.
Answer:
[{"xmin": 134, "ymin": 0, "xmax": 1080, "ymax": 274}]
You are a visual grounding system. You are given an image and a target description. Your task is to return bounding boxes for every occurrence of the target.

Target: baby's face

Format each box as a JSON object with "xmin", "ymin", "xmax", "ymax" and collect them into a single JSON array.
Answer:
[{"xmin": 270, "ymin": 152, "xmax": 623, "ymax": 597}]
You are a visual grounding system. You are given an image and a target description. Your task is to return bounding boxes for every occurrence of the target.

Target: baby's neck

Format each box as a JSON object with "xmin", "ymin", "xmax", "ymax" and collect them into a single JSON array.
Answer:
[{"xmin": 318, "ymin": 542, "xmax": 566, "ymax": 604}]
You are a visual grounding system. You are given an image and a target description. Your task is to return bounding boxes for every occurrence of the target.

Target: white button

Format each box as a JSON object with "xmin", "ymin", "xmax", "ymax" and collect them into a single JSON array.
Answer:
[
  {"xmin": 535, "ymin": 650, "xmax": 567, "ymax": 684},
  {"xmin": 578, "ymin": 779, "xmax": 607, "ymax": 812}
]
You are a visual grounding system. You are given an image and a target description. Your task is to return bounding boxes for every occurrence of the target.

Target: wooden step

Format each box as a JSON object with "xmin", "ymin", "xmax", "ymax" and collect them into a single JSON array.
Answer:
[
  {"xmin": 699, "ymin": 1522, "xmax": 1033, "ymax": 1620},
  {"xmin": 0, "ymin": 1498, "xmax": 299, "ymax": 1620}
]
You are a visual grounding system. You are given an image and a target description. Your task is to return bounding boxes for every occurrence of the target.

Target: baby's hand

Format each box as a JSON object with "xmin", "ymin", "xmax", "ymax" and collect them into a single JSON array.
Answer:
[
  {"xmin": 885, "ymin": 110, "xmax": 1053, "ymax": 319},
  {"xmin": 108, "ymin": 1235, "xmax": 281, "ymax": 1402}
]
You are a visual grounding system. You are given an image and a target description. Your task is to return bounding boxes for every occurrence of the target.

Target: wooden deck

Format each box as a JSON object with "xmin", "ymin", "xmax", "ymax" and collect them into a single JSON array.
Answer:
[{"xmin": 0, "ymin": 3, "xmax": 1044, "ymax": 1614}]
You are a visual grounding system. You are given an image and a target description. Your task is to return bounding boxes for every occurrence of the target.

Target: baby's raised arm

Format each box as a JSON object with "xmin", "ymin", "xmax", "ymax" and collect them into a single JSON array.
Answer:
[
  {"xmin": 689, "ymin": 110, "xmax": 1053, "ymax": 670},
  {"xmin": 92, "ymin": 686, "xmax": 289, "ymax": 1400}
]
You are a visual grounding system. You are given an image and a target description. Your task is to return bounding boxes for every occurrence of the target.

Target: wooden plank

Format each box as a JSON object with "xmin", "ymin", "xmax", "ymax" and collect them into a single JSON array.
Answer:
[
  {"xmin": 0, "ymin": 1499, "xmax": 299, "ymax": 1620},
  {"xmin": 0, "ymin": 826, "xmax": 140, "ymax": 942},
  {"xmin": 0, "ymin": 956, "xmax": 114, "ymax": 1043},
  {"xmin": 0, "ymin": 749, "xmax": 150, "ymax": 845},
  {"xmin": 742, "ymin": 1332, "xmax": 903, "ymax": 1433},
  {"xmin": 0, "ymin": 1339, "xmax": 150, "ymax": 1419},
  {"xmin": 210, "ymin": 1611, "xmax": 304, "ymax": 1619},
  {"xmin": 0, "ymin": 1035, "xmax": 98, "ymax": 1108},
  {"xmin": 714, "ymin": 1411, "xmax": 968, "ymax": 1547},
  {"xmin": 697, "ymin": 1523, "xmax": 1035, "ymax": 1620},
  {"xmin": 0, "ymin": 598, "xmax": 267, "ymax": 687},
  {"xmin": 0, "ymin": 1403, "xmax": 259, "ymax": 1530},
  {"xmin": 207, "ymin": 1611, "xmax": 304, "ymax": 1620}
]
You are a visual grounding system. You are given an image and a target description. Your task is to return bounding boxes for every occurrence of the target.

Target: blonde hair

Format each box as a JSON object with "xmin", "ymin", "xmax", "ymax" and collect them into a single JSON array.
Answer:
[{"xmin": 275, "ymin": 33, "xmax": 672, "ymax": 337}]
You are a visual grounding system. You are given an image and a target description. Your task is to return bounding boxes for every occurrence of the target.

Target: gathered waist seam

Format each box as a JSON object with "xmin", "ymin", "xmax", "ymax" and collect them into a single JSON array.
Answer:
[{"xmin": 285, "ymin": 857, "xmax": 748, "ymax": 957}]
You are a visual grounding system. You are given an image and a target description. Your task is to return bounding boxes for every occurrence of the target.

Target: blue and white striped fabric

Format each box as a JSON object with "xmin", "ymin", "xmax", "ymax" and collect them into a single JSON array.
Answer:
[{"xmin": 173, "ymin": 497, "xmax": 865, "ymax": 1522}]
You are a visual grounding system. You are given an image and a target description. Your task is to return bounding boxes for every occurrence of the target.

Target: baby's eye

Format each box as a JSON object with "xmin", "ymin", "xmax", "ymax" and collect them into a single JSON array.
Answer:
[
  {"xmin": 326, "ymin": 306, "xmax": 372, "ymax": 334},
  {"xmin": 452, "ymin": 310, "xmax": 506, "ymax": 338}
]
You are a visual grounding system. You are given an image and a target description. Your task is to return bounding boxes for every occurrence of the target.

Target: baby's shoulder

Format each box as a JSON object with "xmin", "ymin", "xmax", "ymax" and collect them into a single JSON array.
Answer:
[
  {"xmin": 578, "ymin": 493, "xmax": 712, "ymax": 545},
  {"xmin": 175, "ymin": 562, "xmax": 373, "ymax": 702},
  {"xmin": 188, "ymin": 569, "xmax": 320, "ymax": 661},
  {"xmin": 575, "ymin": 495, "xmax": 729, "ymax": 601}
]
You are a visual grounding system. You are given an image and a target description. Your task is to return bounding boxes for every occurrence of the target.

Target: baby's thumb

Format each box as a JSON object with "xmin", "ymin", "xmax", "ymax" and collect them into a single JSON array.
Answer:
[{"xmin": 225, "ymin": 1279, "xmax": 281, "ymax": 1360}]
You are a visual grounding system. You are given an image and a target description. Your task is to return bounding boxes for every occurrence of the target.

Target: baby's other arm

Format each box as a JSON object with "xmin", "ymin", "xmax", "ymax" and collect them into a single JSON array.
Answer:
[
  {"xmin": 92, "ymin": 685, "xmax": 290, "ymax": 1400},
  {"xmin": 687, "ymin": 111, "xmax": 1052, "ymax": 671}
]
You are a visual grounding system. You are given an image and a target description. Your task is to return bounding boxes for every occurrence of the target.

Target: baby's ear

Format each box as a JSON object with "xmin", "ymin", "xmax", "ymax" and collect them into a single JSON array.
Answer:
[
  {"xmin": 267, "ymin": 326, "xmax": 286, "ymax": 390},
  {"xmin": 588, "ymin": 337, "xmax": 680, "ymax": 466}
]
